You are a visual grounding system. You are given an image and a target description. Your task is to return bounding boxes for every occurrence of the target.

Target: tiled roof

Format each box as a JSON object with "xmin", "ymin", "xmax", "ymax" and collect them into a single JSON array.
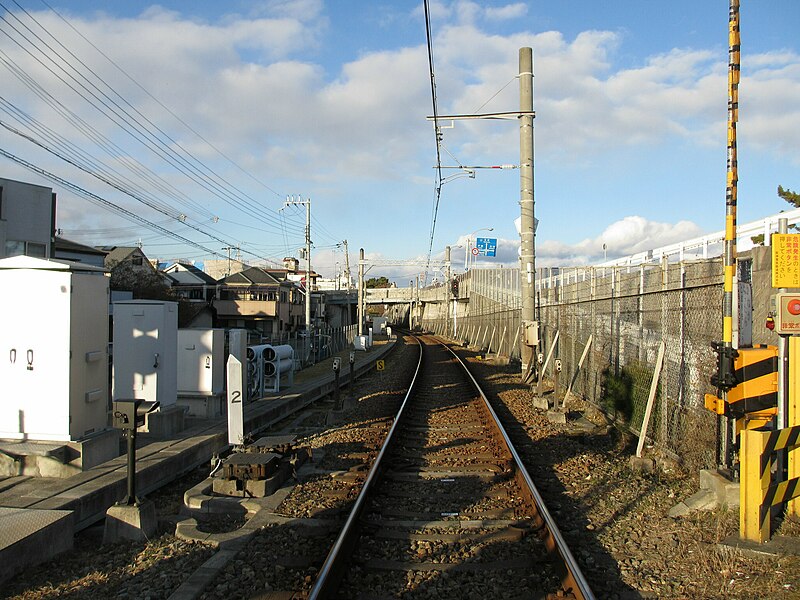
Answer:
[{"xmin": 219, "ymin": 266, "xmax": 283, "ymax": 286}]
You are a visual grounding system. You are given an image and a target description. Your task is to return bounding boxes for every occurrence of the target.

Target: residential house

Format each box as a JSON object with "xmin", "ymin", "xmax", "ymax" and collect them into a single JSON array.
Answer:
[
  {"xmin": 100, "ymin": 245, "xmax": 171, "ymax": 297},
  {"xmin": 213, "ymin": 266, "xmax": 304, "ymax": 335},
  {"xmin": 162, "ymin": 261, "xmax": 217, "ymax": 302},
  {"xmin": 53, "ymin": 236, "xmax": 107, "ymax": 267},
  {"xmin": 0, "ymin": 177, "xmax": 56, "ymax": 259}
]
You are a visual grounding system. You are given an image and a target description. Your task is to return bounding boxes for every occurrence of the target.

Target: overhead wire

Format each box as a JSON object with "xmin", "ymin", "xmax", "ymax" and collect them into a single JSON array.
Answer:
[
  {"xmin": 0, "ymin": 47, "xmax": 215, "ymax": 221},
  {"xmin": 36, "ymin": 0, "xmax": 284, "ymax": 200},
  {"xmin": 0, "ymin": 3, "xmax": 306, "ymax": 235},
  {"xmin": 0, "ymin": 146, "xmax": 225, "ymax": 257},
  {"xmin": 423, "ymin": 0, "xmax": 443, "ymax": 279}
]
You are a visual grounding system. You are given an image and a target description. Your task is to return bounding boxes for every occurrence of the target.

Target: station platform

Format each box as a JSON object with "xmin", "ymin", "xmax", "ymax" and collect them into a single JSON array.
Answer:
[{"xmin": 0, "ymin": 335, "xmax": 395, "ymax": 584}]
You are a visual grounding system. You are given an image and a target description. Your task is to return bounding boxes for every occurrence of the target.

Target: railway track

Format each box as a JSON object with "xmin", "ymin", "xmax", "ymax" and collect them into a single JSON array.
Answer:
[{"xmin": 309, "ymin": 333, "xmax": 593, "ymax": 600}]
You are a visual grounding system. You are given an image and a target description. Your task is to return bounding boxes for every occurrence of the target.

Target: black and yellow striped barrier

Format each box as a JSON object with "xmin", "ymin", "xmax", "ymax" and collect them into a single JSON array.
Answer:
[
  {"xmin": 705, "ymin": 345, "xmax": 778, "ymax": 433},
  {"xmin": 740, "ymin": 425, "xmax": 800, "ymax": 542}
]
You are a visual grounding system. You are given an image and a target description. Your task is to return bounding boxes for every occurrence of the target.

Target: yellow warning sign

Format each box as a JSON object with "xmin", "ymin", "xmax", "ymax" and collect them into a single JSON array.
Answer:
[
  {"xmin": 772, "ymin": 234, "xmax": 800, "ymax": 288},
  {"xmin": 376, "ymin": 360, "xmax": 385, "ymax": 371}
]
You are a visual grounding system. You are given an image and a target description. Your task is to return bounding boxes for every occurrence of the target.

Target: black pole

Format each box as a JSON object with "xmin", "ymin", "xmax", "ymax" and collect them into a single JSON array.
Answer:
[
  {"xmin": 349, "ymin": 361, "xmax": 354, "ymax": 393},
  {"xmin": 334, "ymin": 370, "xmax": 341, "ymax": 410},
  {"xmin": 126, "ymin": 429, "xmax": 136, "ymax": 505}
]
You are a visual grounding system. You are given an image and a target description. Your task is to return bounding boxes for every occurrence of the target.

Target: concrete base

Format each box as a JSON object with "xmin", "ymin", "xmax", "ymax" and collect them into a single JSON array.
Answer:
[
  {"xmin": 177, "ymin": 393, "xmax": 226, "ymax": 419},
  {"xmin": 546, "ymin": 408, "xmax": 567, "ymax": 424},
  {"xmin": 0, "ymin": 428, "xmax": 120, "ymax": 478},
  {"xmin": 67, "ymin": 428, "xmax": 121, "ymax": 471},
  {"xmin": 142, "ymin": 404, "xmax": 188, "ymax": 438},
  {"xmin": 669, "ymin": 469, "xmax": 739, "ymax": 518},
  {"xmin": 0, "ymin": 507, "xmax": 74, "ymax": 584},
  {"xmin": 533, "ymin": 396, "xmax": 550, "ymax": 410},
  {"xmin": 700, "ymin": 468, "xmax": 739, "ymax": 508},
  {"xmin": 720, "ymin": 533, "xmax": 800, "ymax": 557},
  {"xmin": 103, "ymin": 500, "xmax": 157, "ymax": 544}
]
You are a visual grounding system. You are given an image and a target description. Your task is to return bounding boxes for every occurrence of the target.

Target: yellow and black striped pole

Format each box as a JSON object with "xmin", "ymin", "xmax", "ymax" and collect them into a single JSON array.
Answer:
[{"xmin": 712, "ymin": 0, "xmax": 741, "ymax": 467}]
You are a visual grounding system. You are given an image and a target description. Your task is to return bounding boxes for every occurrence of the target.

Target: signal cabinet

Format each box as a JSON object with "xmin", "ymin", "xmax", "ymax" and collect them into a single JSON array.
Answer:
[
  {"xmin": 0, "ymin": 256, "xmax": 109, "ymax": 441},
  {"xmin": 177, "ymin": 328, "xmax": 225, "ymax": 395},
  {"xmin": 112, "ymin": 300, "xmax": 178, "ymax": 408}
]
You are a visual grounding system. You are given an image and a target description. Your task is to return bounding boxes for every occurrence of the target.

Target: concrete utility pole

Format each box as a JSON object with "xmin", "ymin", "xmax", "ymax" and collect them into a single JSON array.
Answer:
[
  {"xmin": 358, "ymin": 248, "xmax": 365, "ymax": 335},
  {"xmin": 343, "ymin": 239, "xmax": 352, "ymax": 291},
  {"xmin": 284, "ymin": 196, "xmax": 313, "ymax": 352},
  {"xmin": 445, "ymin": 246, "xmax": 451, "ymax": 336},
  {"xmin": 222, "ymin": 246, "xmax": 233, "ymax": 276},
  {"xmin": 519, "ymin": 47, "xmax": 538, "ymax": 376}
]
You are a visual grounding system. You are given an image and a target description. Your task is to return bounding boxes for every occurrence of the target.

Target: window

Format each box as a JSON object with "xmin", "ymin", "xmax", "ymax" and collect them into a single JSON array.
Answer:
[
  {"xmin": 4, "ymin": 240, "xmax": 47, "ymax": 258},
  {"xmin": 131, "ymin": 257, "xmax": 143, "ymax": 266},
  {"xmin": 5, "ymin": 240, "xmax": 25, "ymax": 257},
  {"xmin": 27, "ymin": 243, "xmax": 46, "ymax": 258}
]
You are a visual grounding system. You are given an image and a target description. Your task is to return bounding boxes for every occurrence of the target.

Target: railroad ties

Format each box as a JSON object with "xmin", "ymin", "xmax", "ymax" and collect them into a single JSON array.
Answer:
[{"xmin": 311, "ymin": 334, "xmax": 593, "ymax": 599}]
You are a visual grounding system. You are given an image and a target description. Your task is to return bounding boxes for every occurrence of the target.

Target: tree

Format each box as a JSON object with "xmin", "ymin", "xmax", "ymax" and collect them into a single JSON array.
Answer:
[
  {"xmin": 750, "ymin": 185, "xmax": 799, "ymax": 245},
  {"xmin": 109, "ymin": 260, "xmax": 174, "ymax": 300},
  {"xmin": 366, "ymin": 276, "xmax": 391, "ymax": 288},
  {"xmin": 778, "ymin": 185, "xmax": 800, "ymax": 208}
]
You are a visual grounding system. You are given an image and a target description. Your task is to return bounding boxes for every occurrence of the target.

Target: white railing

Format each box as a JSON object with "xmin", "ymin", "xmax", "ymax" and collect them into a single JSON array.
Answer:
[{"xmin": 596, "ymin": 208, "xmax": 800, "ymax": 268}]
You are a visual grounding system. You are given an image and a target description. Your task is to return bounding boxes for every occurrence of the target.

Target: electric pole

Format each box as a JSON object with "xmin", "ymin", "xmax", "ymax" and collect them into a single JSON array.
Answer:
[
  {"xmin": 284, "ymin": 196, "xmax": 313, "ymax": 357},
  {"xmin": 222, "ymin": 246, "xmax": 233, "ymax": 276},
  {"xmin": 358, "ymin": 248, "xmax": 365, "ymax": 336},
  {"xmin": 343, "ymin": 239, "xmax": 352, "ymax": 291},
  {"xmin": 519, "ymin": 47, "xmax": 538, "ymax": 378},
  {"xmin": 445, "ymin": 246, "xmax": 451, "ymax": 336}
]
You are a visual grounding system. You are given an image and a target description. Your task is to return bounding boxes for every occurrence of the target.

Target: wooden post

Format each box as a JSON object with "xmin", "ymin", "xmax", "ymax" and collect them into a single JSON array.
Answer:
[
  {"xmin": 636, "ymin": 341, "xmax": 666, "ymax": 458},
  {"xmin": 566, "ymin": 334, "xmax": 593, "ymax": 396}
]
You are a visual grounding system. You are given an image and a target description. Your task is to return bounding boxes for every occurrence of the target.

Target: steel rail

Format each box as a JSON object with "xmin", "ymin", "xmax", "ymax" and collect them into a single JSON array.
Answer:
[
  {"xmin": 442, "ymin": 341, "xmax": 595, "ymax": 600},
  {"xmin": 309, "ymin": 333, "xmax": 594, "ymax": 599},
  {"xmin": 308, "ymin": 335, "xmax": 424, "ymax": 599}
]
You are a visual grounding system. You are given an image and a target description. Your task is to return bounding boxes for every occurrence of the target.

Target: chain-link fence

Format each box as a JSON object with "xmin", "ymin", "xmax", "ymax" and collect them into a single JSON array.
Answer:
[
  {"xmin": 538, "ymin": 261, "xmax": 723, "ymax": 470},
  {"xmin": 421, "ymin": 261, "xmax": 728, "ymax": 469}
]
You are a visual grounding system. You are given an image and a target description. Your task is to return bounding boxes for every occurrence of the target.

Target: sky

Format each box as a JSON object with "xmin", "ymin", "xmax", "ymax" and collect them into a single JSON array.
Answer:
[{"xmin": 0, "ymin": 0, "xmax": 797, "ymax": 284}]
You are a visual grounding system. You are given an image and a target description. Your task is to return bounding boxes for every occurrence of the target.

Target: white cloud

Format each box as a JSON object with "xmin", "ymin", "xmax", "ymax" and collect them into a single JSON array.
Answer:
[
  {"xmin": 534, "ymin": 216, "xmax": 704, "ymax": 266},
  {"xmin": 485, "ymin": 4, "xmax": 528, "ymax": 21}
]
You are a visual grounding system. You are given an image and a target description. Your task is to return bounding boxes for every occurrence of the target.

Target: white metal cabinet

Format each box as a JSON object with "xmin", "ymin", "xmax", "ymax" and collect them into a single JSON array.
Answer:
[
  {"xmin": 177, "ymin": 328, "xmax": 224, "ymax": 395},
  {"xmin": 112, "ymin": 300, "xmax": 177, "ymax": 407},
  {"xmin": 0, "ymin": 256, "xmax": 109, "ymax": 441}
]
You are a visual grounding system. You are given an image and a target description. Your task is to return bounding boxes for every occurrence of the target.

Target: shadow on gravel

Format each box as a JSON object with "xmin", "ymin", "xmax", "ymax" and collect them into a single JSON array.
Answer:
[{"xmin": 454, "ymin": 346, "xmax": 644, "ymax": 600}]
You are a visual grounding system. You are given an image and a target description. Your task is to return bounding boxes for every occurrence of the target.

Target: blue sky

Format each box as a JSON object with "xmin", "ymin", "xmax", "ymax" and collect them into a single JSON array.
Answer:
[{"xmin": 0, "ymin": 1, "xmax": 797, "ymax": 282}]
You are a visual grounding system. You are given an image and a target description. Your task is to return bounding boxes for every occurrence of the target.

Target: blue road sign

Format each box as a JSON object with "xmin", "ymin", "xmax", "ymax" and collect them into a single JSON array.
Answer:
[{"xmin": 476, "ymin": 237, "xmax": 497, "ymax": 257}]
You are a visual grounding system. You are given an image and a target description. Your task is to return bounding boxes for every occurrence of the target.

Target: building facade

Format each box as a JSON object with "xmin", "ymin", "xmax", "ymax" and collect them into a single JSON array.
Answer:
[{"xmin": 0, "ymin": 178, "xmax": 56, "ymax": 259}]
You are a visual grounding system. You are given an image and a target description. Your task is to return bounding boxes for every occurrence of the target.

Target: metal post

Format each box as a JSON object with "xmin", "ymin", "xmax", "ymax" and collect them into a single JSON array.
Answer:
[
  {"xmin": 519, "ymin": 47, "xmax": 537, "ymax": 377},
  {"xmin": 777, "ymin": 218, "xmax": 790, "ymax": 481},
  {"xmin": 334, "ymin": 369, "xmax": 341, "ymax": 410},
  {"xmin": 717, "ymin": 0, "xmax": 741, "ymax": 468},
  {"xmin": 358, "ymin": 248, "xmax": 365, "ymax": 336},
  {"xmin": 445, "ymin": 246, "xmax": 451, "ymax": 337},
  {"xmin": 349, "ymin": 352, "xmax": 355, "ymax": 394},
  {"xmin": 125, "ymin": 429, "xmax": 136, "ymax": 505},
  {"xmin": 305, "ymin": 199, "xmax": 312, "ymax": 343}
]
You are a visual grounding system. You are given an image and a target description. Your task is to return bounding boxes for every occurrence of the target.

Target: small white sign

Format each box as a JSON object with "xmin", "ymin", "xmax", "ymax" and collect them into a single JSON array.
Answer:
[{"xmin": 227, "ymin": 355, "xmax": 244, "ymax": 445}]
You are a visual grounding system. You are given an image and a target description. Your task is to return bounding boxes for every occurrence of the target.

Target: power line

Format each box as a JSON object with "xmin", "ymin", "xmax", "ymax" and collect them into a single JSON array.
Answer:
[
  {"xmin": 0, "ymin": 146, "xmax": 223, "ymax": 256},
  {"xmin": 36, "ymin": 0, "xmax": 285, "ymax": 200},
  {"xmin": 0, "ymin": 2, "xmax": 305, "ymax": 234},
  {"xmin": 423, "ymin": 0, "xmax": 443, "ymax": 278}
]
